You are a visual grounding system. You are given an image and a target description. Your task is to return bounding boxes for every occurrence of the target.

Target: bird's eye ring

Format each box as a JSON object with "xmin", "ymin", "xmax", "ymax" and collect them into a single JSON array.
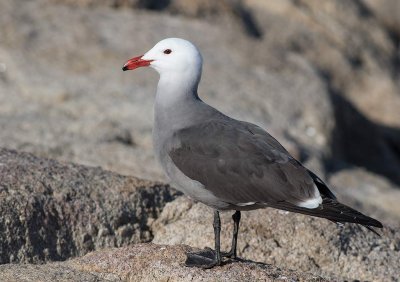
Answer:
[{"xmin": 163, "ymin": 49, "xmax": 172, "ymax": 54}]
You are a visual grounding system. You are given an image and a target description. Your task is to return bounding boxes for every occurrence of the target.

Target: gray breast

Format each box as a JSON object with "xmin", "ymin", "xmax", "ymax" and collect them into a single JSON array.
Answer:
[{"xmin": 152, "ymin": 97, "xmax": 227, "ymax": 209}]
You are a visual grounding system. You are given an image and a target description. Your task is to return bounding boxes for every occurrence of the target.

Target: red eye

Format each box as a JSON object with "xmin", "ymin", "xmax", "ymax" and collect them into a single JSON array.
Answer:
[{"xmin": 163, "ymin": 49, "xmax": 172, "ymax": 54}]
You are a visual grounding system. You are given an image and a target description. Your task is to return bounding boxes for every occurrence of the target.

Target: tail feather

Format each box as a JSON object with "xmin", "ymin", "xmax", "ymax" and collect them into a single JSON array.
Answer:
[
  {"xmin": 306, "ymin": 169, "xmax": 382, "ymax": 229},
  {"xmin": 318, "ymin": 198, "xmax": 382, "ymax": 227},
  {"xmin": 362, "ymin": 225, "xmax": 381, "ymax": 236},
  {"xmin": 273, "ymin": 198, "xmax": 383, "ymax": 228}
]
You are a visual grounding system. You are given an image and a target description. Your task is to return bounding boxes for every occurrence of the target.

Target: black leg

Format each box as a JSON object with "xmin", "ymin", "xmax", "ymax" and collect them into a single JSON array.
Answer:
[
  {"xmin": 222, "ymin": 210, "xmax": 241, "ymax": 259},
  {"xmin": 213, "ymin": 210, "xmax": 222, "ymax": 264},
  {"xmin": 185, "ymin": 210, "xmax": 222, "ymax": 268}
]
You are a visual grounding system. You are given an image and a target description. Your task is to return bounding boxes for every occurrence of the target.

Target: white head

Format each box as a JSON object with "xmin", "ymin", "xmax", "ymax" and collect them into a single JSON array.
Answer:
[{"xmin": 123, "ymin": 38, "xmax": 203, "ymax": 85}]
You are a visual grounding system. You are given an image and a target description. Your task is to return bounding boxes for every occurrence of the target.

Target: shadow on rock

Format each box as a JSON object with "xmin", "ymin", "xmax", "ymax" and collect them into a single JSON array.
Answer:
[{"xmin": 319, "ymin": 71, "xmax": 400, "ymax": 186}]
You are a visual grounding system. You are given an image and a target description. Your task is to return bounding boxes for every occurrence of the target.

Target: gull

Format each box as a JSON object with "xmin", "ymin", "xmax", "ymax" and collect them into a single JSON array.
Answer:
[{"xmin": 122, "ymin": 38, "xmax": 383, "ymax": 268}]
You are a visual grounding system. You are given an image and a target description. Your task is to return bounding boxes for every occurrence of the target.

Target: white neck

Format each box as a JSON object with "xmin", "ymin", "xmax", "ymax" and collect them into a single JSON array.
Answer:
[
  {"xmin": 154, "ymin": 67, "xmax": 202, "ymax": 114},
  {"xmin": 153, "ymin": 68, "xmax": 204, "ymax": 134}
]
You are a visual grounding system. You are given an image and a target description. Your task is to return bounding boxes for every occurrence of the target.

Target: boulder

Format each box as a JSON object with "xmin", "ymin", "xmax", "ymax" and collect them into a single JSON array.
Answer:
[
  {"xmin": 0, "ymin": 244, "xmax": 327, "ymax": 282},
  {"xmin": 0, "ymin": 148, "xmax": 178, "ymax": 264}
]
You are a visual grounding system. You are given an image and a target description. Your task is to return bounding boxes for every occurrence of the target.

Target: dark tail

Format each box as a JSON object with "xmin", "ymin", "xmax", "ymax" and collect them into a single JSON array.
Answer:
[
  {"xmin": 273, "ymin": 198, "xmax": 383, "ymax": 228},
  {"xmin": 272, "ymin": 170, "xmax": 383, "ymax": 231}
]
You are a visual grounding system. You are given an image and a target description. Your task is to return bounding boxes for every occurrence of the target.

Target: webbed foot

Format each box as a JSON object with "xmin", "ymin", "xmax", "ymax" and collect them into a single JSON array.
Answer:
[
  {"xmin": 185, "ymin": 247, "xmax": 221, "ymax": 269},
  {"xmin": 221, "ymin": 249, "xmax": 237, "ymax": 259}
]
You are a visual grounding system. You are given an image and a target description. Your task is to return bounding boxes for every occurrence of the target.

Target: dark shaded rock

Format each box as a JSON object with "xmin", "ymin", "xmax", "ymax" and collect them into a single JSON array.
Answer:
[
  {"xmin": 0, "ymin": 148, "xmax": 178, "ymax": 264},
  {"xmin": 327, "ymin": 90, "xmax": 400, "ymax": 185}
]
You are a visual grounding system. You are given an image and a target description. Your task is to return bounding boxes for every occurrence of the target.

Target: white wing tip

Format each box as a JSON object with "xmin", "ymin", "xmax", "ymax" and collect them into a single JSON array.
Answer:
[
  {"xmin": 236, "ymin": 202, "xmax": 256, "ymax": 207},
  {"xmin": 296, "ymin": 196, "xmax": 322, "ymax": 209}
]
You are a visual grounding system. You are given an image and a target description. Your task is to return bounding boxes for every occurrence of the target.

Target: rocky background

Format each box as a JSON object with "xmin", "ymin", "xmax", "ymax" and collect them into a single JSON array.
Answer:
[{"xmin": 0, "ymin": 0, "xmax": 399, "ymax": 281}]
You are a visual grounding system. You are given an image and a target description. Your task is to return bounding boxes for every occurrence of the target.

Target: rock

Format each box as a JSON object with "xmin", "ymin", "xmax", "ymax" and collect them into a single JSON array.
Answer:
[
  {"xmin": 328, "ymin": 168, "xmax": 400, "ymax": 226},
  {"xmin": 46, "ymin": 0, "xmax": 264, "ymax": 38},
  {"xmin": 237, "ymin": 0, "xmax": 400, "ymax": 183},
  {"xmin": 0, "ymin": 148, "xmax": 178, "ymax": 264},
  {"xmin": 46, "ymin": 0, "xmax": 400, "ymax": 128},
  {"xmin": 242, "ymin": 0, "xmax": 400, "ymax": 127},
  {"xmin": 361, "ymin": 0, "xmax": 400, "ymax": 39},
  {"xmin": 0, "ymin": 263, "xmax": 108, "ymax": 282},
  {"xmin": 152, "ymin": 197, "xmax": 400, "ymax": 281},
  {"xmin": 0, "ymin": 244, "xmax": 328, "ymax": 281},
  {"xmin": 327, "ymin": 94, "xmax": 400, "ymax": 184}
]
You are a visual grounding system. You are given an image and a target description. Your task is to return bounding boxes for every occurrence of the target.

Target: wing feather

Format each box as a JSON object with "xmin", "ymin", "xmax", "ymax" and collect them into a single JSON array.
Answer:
[
  {"xmin": 167, "ymin": 119, "xmax": 382, "ymax": 229},
  {"xmin": 168, "ymin": 119, "xmax": 320, "ymax": 207}
]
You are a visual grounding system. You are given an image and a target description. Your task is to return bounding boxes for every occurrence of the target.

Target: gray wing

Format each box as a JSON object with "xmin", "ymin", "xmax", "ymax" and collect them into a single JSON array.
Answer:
[{"xmin": 168, "ymin": 119, "xmax": 320, "ymax": 207}]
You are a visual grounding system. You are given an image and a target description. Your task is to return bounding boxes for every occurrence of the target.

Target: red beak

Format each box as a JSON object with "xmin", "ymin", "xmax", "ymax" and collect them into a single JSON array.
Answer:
[{"xmin": 122, "ymin": 55, "xmax": 153, "ymax": 71}]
